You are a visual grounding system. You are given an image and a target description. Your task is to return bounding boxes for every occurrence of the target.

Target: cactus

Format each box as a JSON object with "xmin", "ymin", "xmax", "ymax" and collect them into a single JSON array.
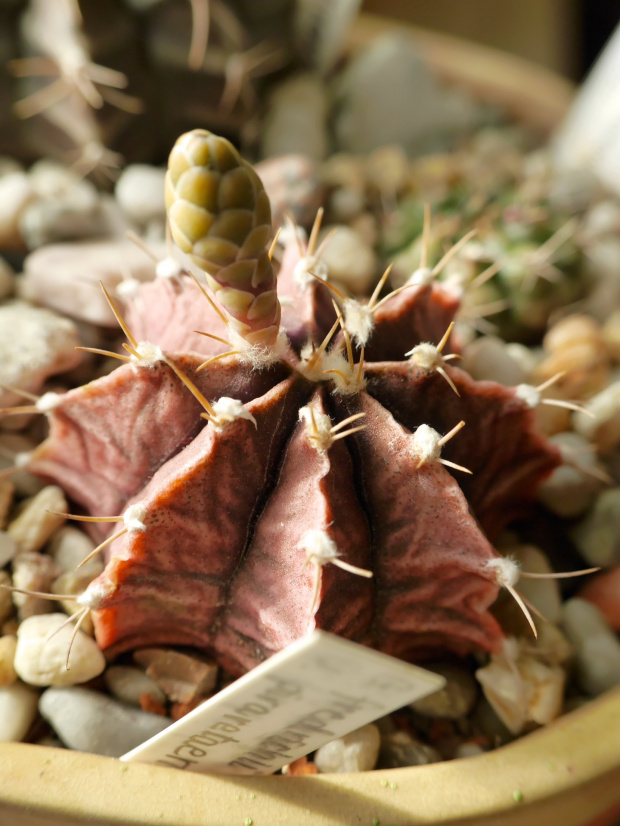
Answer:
[{"xmin": 26, "ymin": 129, "xmax": 560, "ymax": 676}]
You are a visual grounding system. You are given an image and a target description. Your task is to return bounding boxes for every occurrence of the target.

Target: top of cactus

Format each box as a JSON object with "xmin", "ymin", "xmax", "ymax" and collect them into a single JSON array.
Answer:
[{"xmin": 165, "ymin": 129, "xmax": 281, "ymax": 350}]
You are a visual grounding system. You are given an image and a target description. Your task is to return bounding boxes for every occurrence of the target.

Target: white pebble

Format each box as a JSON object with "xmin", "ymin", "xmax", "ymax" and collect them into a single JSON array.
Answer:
[
  {"xmin": 105, "ymin": 665, "xmax": 167, "ymax": 707},
  {"xmin": 7, "ymin": 485, "xmax": 67, "ymax": 556},
  {"xmin": 561, "ymin": 599, "xmax": 620, "ymax": 696},
  {"xmin": 318, "ymin": 225, "xmax": 377, "ymax": 295},
  {"xmin": 461, "ymin": 335, "xmax": 528, "ymax": 386},
  {"xmin": 573, "ymin": 380, "xmax": 620, "ymax": 454},
  {"xmin": 15, "ymin": 613, "xmax": 106, "ymax": 687},
  {"xmin": 569, "ymin": 488, "xmax": 620, "ymax": 567},
  {"xmin": 39, "ymin": 686, "xmax": 170, "ymax": 757},
  {"xmin": 12, "ymin": 553, "xmax": 60, "ymax": 620},
  {"xmin": 0, "ymin": 681, "xmax": 39, "ymax": 742},
  {"xmin": 0, "ymin": 172, "xmax": 34, "ymax": 246},
  {"xmin": 314, "ymin": 724, "xmax": 380, "ymax": 773},
  {"xmin": 476, "ymin": 639, "xmax": 566, "ymax": 735},
  {"xmin": 115, "ymin": 165, "xmax": 166, "ymax": 225},
  {"xmin": 47, "ymin": 526, "xmax": 103, "ymax": 577},
  {"xmin": 512, "ymin": 545, "xmax": 562, "ymax": 624},
  {"xmin": 537, "ymin": 432, "xmax": 603, "ymax": 518}
]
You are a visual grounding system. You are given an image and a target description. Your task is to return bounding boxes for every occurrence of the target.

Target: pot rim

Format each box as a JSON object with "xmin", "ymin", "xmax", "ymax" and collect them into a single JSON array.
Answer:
[{"xmin": 1, "ymin": 687, "xmax": 619, "ymax": 826}]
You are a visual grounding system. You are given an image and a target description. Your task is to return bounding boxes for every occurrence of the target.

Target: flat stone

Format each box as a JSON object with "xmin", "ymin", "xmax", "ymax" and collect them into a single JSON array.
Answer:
[
  {"xmin": 15, "ymin": 613, "xmax": 106, "ymax": 687},
  {"xmin": 0, "ymin": 681, "xmax": 39, "ymax": 742},
  {"xmin": 133, "ymin": 648, "xmax": 218, "ymax": 704},
  {"xmin": 0, "ymin": 302, "xmax": 82, "ymax": 409},
  {"xmin": 39, "ymin": 686, "xmax": 170, "ymax": 757},
  {"xmin": 21, "ymin": 240, "xmax": 166, "ymax": 326},
  {"xmin": 314, "ymin": 724, "xmax": 380, "ymax": 773}
]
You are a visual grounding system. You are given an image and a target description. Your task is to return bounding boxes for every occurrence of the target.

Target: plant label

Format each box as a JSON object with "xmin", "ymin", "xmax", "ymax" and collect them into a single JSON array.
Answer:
[{"xmin": 121, "ymin": 630, "xmax": 445, "ymax": 775}]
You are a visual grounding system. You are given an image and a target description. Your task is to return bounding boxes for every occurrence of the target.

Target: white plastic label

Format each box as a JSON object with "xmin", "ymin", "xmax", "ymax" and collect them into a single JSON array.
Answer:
[{"xmin": 121, "ymin": 631, "xmax": 445, "ymax": 775}]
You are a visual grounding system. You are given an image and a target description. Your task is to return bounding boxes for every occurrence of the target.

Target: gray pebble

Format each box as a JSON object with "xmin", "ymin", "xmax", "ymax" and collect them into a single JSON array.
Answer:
[
  {"xmin": 378, "ymin": 729, "xmax": 441, "ymax": 768},
  {"xmin": 561, "ymin": 598, "xmax": 620, "ymax": 696},
  {"xmin": 39, "ymin": 686, "xmax": 170, "ymax": 757},
  {"xmin": 105, "ymin": 665, "xmax": 166, "ymax": 708},
  {"xmin": 569, "ymin": 488, "xmax": 620, "ymax": 567},
  {"xmin": 410, "ymin": 663, "xmax": 478, "ymax": 720}
]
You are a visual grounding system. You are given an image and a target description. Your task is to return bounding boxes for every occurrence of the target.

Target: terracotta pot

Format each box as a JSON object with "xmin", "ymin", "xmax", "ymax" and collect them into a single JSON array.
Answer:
[{"xmin": 1, "ymin": 14, "xmax": 619, "ymax": 826}]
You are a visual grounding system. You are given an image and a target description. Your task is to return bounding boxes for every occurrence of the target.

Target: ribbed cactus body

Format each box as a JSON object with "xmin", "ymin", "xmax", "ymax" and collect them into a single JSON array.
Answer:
[{"xmin": 28, "ymin": 129, "xmax": 562, "ymax": 676}]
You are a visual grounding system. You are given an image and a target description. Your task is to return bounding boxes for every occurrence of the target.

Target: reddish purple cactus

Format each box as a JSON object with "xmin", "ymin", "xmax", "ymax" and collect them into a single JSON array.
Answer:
[{"xmin": 28, "ymin": 131, "xmax": 560, "ymax": 676}]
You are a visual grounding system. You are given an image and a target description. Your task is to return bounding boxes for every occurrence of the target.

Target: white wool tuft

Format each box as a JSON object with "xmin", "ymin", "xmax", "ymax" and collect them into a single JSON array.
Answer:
[
  {"xmin": 299, "ymin": 405, "xmax": 333, "ymax": 452},
  {"xmin": 515, "ymin": 384, "xmax": 541, "ymax": 409},
  {"xmin": 14, "ymin": 451, "xmax": 32, "ymax": 468},
  {"xmin": 293, "ymin": 255, "xmax": 328, "ymax": 291},
  {"xmin": 123, "ymin": 503, "xmax": 148, "ymax": 532},
  {"xmin": 156, "ymin": 256, "xmax": 184, "ymax": 279},
  {"xmin": 211, "ymin": 397, "xmax": 257, "ymax": 430},
  {"xmin": 77, "ymin": 578, "xmax": 114, "ymax": 609},
  {"xmin": 35, "ymin": 391, "xmax": 62, "ymax": 413},
  {"xmin": 301, "ymin": 530, "xmax": 340, "ymax": 566},
  {"xmin": 406, "ymin": 341, "xmax": 441, "ymax": 370},
  {"xmin": 409, "ymin": 267, "xmax": 434, "ymax": 287},
  {"xmin": 132, "ymin": 341, "xmax": 165, "ymax": 368},
  {"xmin": 227, "ymin": 327, "xmax": 288, "ymax": 369},
  {"xmin": 410, "ymin": 424, "xmax": 442, "ymax": 464},
  {"xmin": 485, "ymin": 556, "xmax": 521, "ymax": 588},
  {"xmin": 115, "ymin": 278, "xmax": 141, "ymax": 300},
  {"xmin": 343, "ymin": 298, "xmax": 374, "ymax": 346}
]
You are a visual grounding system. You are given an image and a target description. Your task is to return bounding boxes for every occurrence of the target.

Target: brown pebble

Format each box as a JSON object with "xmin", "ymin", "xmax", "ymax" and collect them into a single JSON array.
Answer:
[
  {"xmin": 579, "ymin": 566, "xmax": 620, "ymax": 631},
  {"xmin": 170, "ymin": 697, "xmax": 204, "ymax": 721},
  {"xmin": 282, "ymin": 756, "xmax": 318, "ymax": 775},
  {"xmin": 139, "ymin": 693, "xmax": 168, "ymax": 717},
  {"xmin": 0, "ymin": 634, "xmax": 17, "ymax": 686}
]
